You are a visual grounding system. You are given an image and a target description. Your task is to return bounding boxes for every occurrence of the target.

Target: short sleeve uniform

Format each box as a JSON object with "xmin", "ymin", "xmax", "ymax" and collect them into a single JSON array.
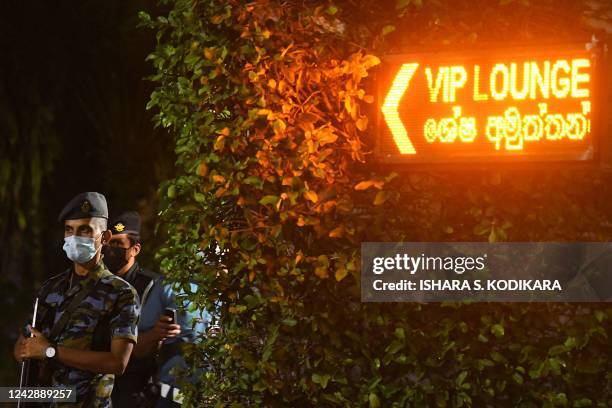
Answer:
[
  {"xmin": 34, "ymin": 262, "xmax": 139, "ymax": 407},
  {"xmin": 139, "ymin": 279, "xmax": 209, "ymax": 386}
]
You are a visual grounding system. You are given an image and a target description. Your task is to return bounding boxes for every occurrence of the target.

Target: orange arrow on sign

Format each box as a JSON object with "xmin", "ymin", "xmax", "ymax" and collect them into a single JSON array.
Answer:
[{"xmin": 381, "ymin": 63, "xmax": 419, "ymax": 154}]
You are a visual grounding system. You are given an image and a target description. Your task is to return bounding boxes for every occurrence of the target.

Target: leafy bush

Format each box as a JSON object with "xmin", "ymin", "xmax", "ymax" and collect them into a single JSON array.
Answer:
[{"xmin": 144, "ymin": 0, "xmax": 612, "ymax": 406}]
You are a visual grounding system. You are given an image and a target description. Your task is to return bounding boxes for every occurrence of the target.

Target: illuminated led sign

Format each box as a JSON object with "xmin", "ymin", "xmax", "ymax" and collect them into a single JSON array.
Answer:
[{"xmin": 376, "ymin": 45, "xmax": 601, "ymax": 163}]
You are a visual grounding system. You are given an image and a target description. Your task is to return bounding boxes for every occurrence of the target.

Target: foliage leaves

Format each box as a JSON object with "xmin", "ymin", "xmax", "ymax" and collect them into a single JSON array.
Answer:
[{"xmin": 146, "ymin": 0, "xmax": 612, "ymax": 406}]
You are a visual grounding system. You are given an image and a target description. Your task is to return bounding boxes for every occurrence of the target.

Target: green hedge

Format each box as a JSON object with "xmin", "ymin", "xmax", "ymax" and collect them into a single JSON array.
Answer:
[{"xmin": 143, "ymin": 0, "xmax": 612, "ymax": 406}]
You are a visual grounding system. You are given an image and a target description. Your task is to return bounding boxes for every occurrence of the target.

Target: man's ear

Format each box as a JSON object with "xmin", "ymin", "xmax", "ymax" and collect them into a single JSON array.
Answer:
[
  {"xmin": 131, "ymin": 242, "xmax": 141, "ymax": 257},
  {"xmin": 101, "ymin": 230, "xmax": 112, "ymax": 245}
]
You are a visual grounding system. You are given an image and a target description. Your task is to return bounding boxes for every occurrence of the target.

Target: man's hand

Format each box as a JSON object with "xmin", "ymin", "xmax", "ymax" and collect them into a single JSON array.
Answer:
[
  {"xmin": 14, "ymin": 334, "xmax": 25, "ymax": 362},
  {"xmin": 150, "ymin": 316, "xmax": 181, "ymax": 342},
  {"xmin": 18, "ymin": 325, "xmax": 50, "ymax": 361},
  {"xmin": 132, "ymin": 315, "xmax": 181, "ymax": 358}
]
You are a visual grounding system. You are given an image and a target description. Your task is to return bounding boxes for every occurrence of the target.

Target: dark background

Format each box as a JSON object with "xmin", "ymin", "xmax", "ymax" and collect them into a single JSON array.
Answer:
[
  {"xmin": 0, "ymin": 0, "xmax": 171, "ymax": 384},
  {"xmin": 1, "ymin": 0, "xmax": 610, "ymax": 394}
]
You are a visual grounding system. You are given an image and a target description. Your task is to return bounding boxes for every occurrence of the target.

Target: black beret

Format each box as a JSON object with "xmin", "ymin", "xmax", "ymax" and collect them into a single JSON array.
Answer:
[
  {"xmin": 109, "ymin": 211, "xmax": 141, "ymax": 236},
  {"xmin": 58, "ymin": 192, "xmax": 108, "ymax": 222}
]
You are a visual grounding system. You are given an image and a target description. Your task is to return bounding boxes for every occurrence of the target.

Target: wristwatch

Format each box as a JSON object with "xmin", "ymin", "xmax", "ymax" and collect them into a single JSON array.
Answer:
[{"xmin": 45, "ymin": 343, "xmax": 57, "ymax": 360}]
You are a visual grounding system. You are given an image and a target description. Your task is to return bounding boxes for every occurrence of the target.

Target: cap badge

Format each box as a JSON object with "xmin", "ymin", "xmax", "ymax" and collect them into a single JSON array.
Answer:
[
  {"xmin": 114, "ymin": 223, "xmax": 125, "ymax": 232},
  {"xmin": 81, "ymin": 200, "xmax": 91, "ymax": 213}
]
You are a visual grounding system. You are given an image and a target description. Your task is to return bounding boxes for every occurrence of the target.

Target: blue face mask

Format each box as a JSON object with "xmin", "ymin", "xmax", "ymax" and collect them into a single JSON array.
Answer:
[{"xmin": 63, "ymin": 234, "xmax": 101, "ymax": 264}]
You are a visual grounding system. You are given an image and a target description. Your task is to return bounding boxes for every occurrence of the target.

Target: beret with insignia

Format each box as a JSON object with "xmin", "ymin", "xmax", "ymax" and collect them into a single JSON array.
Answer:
[
  {"xmin": 109, "ymin": 211, "xmax": 141, "ymax": 238},
  {"xmin": 58, "ymin": 192, "xmax": 108, "ymax": 222}
]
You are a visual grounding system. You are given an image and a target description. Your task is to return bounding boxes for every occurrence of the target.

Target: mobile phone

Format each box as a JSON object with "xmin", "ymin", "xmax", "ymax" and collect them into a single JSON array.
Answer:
[{"xmin": 163, "ymin": 308, "xmax": 177, "ymax": 324}]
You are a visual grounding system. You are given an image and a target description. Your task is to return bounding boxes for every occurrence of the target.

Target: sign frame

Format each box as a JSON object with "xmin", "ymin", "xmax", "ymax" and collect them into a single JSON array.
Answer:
[{"xmin": 373, "ymin": 41, "xmax": 608, "ymax": 167}]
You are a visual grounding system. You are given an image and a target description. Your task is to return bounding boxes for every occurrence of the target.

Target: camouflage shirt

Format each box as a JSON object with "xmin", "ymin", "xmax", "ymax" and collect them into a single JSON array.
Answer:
[{"xmin": 33, "ymin": 262, "xmax": 139, "ymax": 407}]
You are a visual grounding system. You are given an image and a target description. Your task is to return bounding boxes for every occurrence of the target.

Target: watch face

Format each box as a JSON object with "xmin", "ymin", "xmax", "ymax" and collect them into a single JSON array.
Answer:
[{"xmin": 45, "ymin": 346, "xmax": 56, "ymax": 358}]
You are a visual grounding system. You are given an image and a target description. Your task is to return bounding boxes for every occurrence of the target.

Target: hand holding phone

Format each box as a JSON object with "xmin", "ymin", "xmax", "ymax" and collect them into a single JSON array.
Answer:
[
  {"xmin": 153, "ymin": 308, "xmax": 180, "ymax": 341},
  {"xmin": 163, "ymin": 308, "xmax": 177, "ymax": 324}
]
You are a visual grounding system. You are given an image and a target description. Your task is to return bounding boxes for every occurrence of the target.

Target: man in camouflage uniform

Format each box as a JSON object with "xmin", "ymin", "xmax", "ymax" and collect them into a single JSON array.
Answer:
[{"xmin": 13, "ymin": 192, "xmax": 140, "ymax": 407}]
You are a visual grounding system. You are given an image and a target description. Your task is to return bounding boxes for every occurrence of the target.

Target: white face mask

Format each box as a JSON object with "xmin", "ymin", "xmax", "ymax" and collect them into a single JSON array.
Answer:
[{"xmin": 62, "ymin": 233, "xmax": 101, "ymax": 264}]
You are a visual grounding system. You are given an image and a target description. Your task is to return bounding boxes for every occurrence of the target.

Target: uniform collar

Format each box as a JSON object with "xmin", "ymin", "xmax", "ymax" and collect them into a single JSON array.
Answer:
[
  {"xmin": 124, "ymin": 262, "xmax": 140, "ymax": 284},
  {"xmin": 66, "ymin": 262, "xmax": 106, "ymax": 297}
]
